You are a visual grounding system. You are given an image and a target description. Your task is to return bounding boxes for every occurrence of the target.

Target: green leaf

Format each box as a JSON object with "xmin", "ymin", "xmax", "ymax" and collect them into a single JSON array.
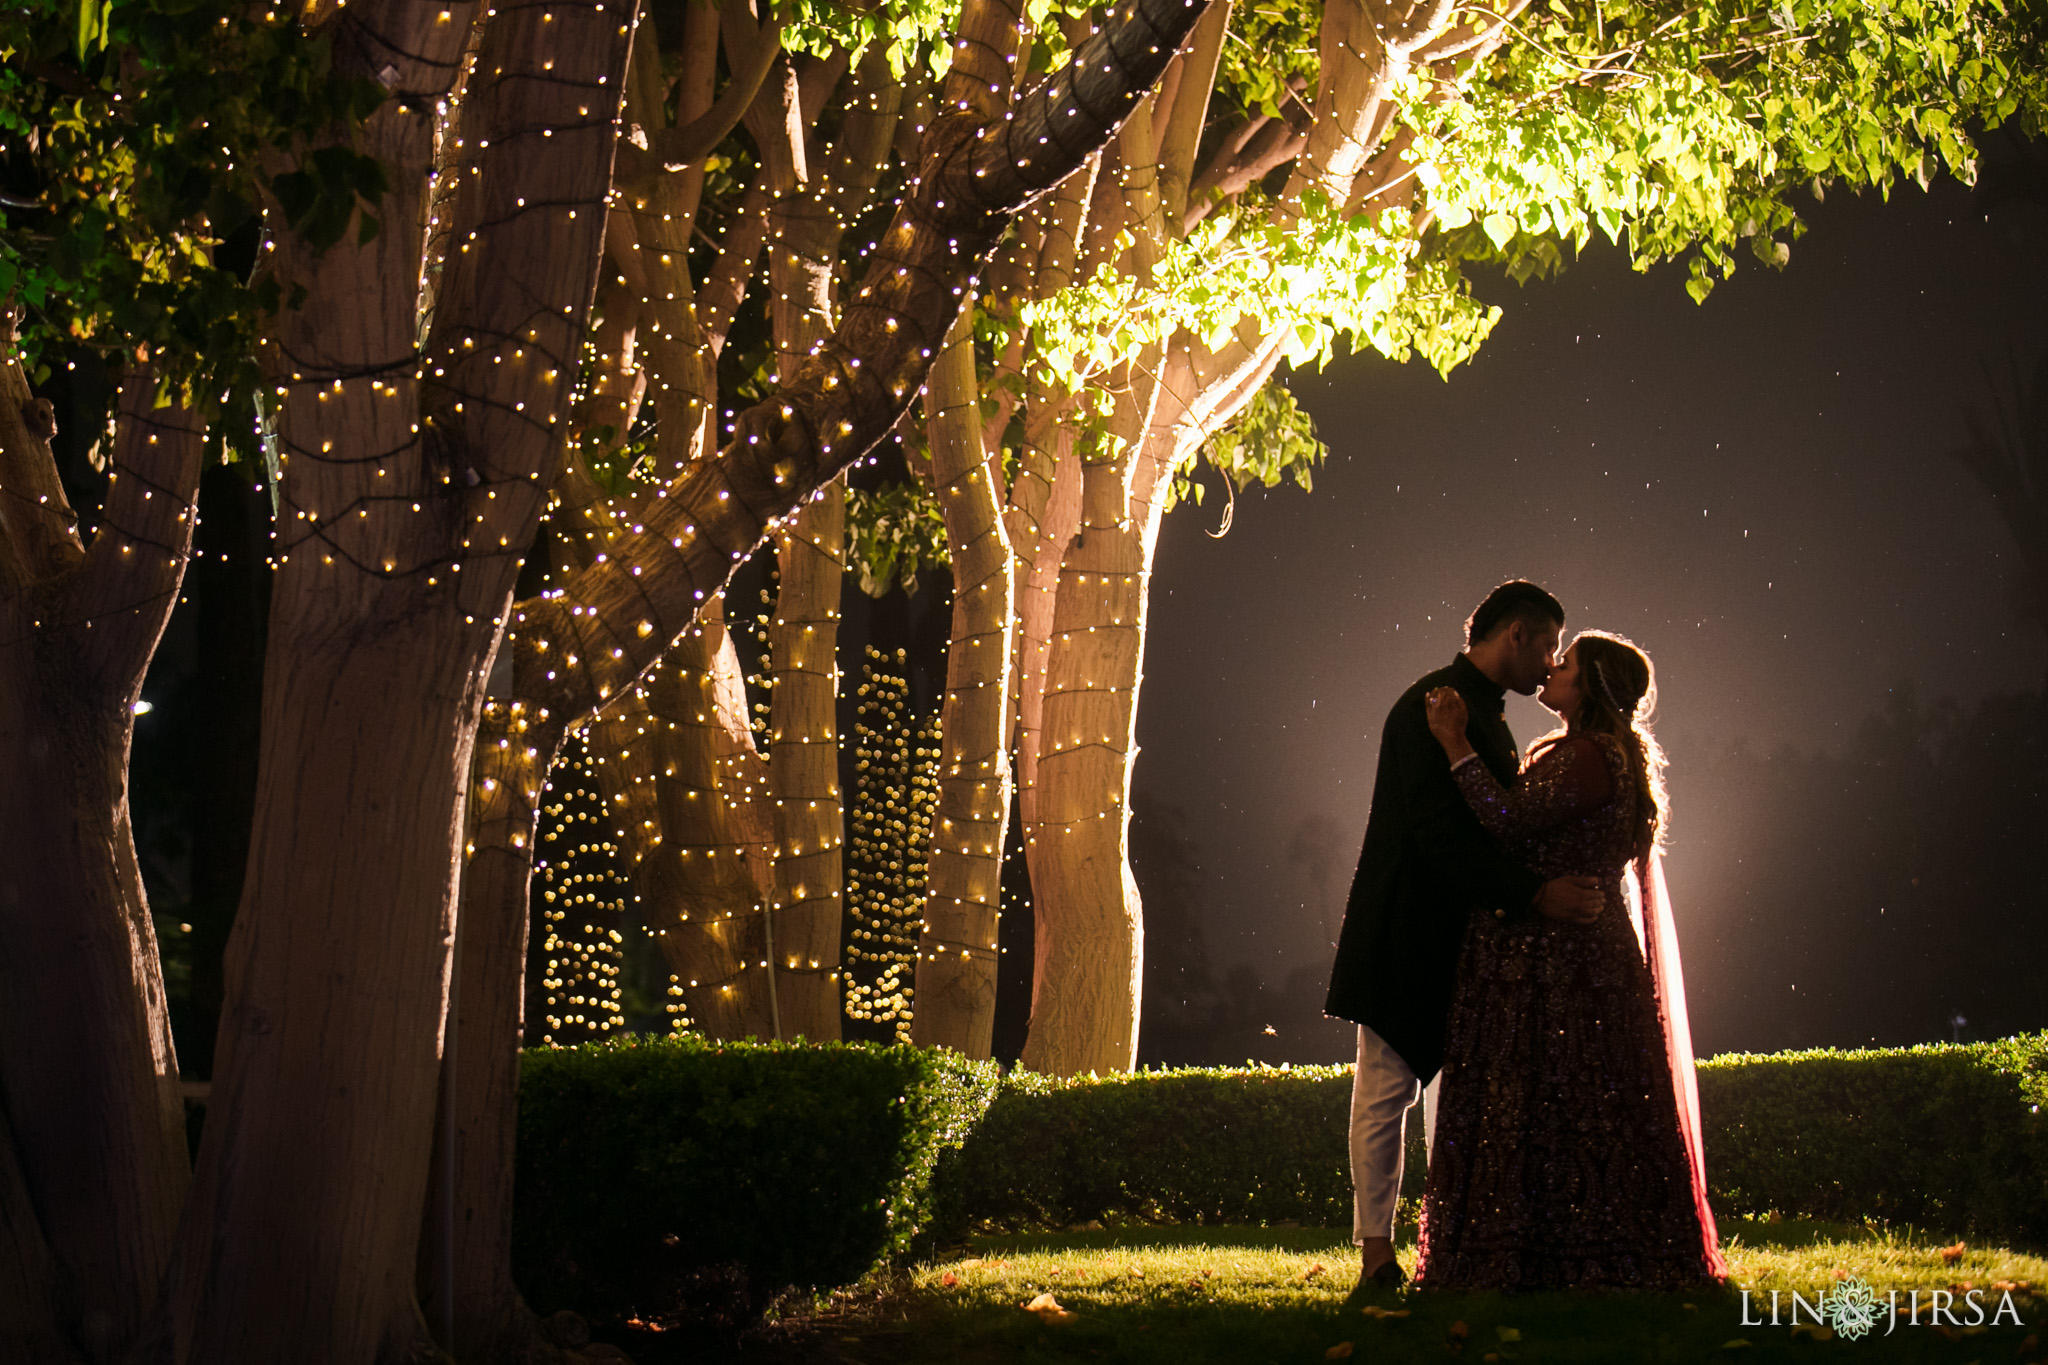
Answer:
[{"xmin": 76, "ymin": 0, "xmax": 112, "ymax": 60}]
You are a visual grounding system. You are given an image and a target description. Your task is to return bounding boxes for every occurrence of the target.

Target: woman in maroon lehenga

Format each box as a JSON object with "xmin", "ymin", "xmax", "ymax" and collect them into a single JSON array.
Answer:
[{"xmin": 1412, "ymin": 631, "xmax": 1727, "ymax": 1291}]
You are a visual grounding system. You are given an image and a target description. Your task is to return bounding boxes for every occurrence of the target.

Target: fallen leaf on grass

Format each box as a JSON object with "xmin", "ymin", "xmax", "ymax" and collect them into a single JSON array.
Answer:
[
  {"xmin": 1940, "ymin": 1241, "xmax": 1967, "ymax": 1265},
  {"xmin": 1324, "ymin": 1344, "xmax": 1353, "ymax": 1360},
  {"xmin": 1303, "ymin": 1262, "xmax": 1327, "ymax": 1280},
  {"xmin": 1448, "ymin": 1320, "xmax": 1470, "ymax": 1344},
  {"xmin": 956, "ymin": 1258, "xmax": 984, "ymax": 1269},
  {"xmin": 1359, "ymin": 1306, "xmax": 1411, "ymax": 1320},
  {"xmin": 1022, "ymin": 1292, "xmax": 1076, "ymax": 1324},
  {"xmin": 939, "ymin": 1272, "xmax": 958, "ymax": 1288}
]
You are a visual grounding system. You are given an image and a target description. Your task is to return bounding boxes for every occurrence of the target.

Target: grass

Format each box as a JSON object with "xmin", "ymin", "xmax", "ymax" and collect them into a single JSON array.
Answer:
[{"xmin": 617, "ymin": 1220, "xmax": 2048, "ymax": 1364}]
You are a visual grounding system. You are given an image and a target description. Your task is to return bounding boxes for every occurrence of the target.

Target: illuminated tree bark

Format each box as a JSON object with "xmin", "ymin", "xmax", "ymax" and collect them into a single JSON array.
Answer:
[
  {"xmin": 1012, "ymin": 0, "xmax": 1518, "ymax": 1076},
  {"xmin": 910, "ymin": 70, "xmax": 1098, "ymax": 1054},
  {"xmin": 146, "ymin": 1, "xmax": 637, "ymax": 1356},
  {"xmin": 909, "ymin": 323, "xmax": 1016, "ymax": 1055},
  {"xmin": 410, "ymin": 0, "xmax": 1213, "ymax": 1353},
  {"xmin": 0, "ymin": 355, "xmax": 202, "ymax": 1362},
  {"xmin": 636, "ymin": 610, "xmax": 779, "ymax": 1036}
]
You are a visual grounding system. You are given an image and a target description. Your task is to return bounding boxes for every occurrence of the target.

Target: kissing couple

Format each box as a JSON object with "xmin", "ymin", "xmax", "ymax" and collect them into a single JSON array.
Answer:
[{"xmin": 1325, "ymin": 580, "xmax": 1728, "ymax": 1297}]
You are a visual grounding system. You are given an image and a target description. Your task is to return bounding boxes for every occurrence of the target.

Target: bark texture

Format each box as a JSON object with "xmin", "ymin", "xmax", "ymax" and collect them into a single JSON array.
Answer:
[
  {"xmin": 145, "ymin": 0, "xmax": 636, "ymax": 1357},
  {"xmin": 422, "ymin": 702, "xmax": 558, "ymax": 1361},
  {"xmin": 420, "ymin": 0, "xmax": 1210, "ymax": 1350},
  {"xmin": 1011, "ymin": 0, "xmax": 1506, "ymax": 1075},
  {"xmin": 909, "ymin": 324, "xmax": 1015, "ymax": 1056},
  {"xmin": 0, "ymin": 358, "xmax": 202, "ymax": 1362}
]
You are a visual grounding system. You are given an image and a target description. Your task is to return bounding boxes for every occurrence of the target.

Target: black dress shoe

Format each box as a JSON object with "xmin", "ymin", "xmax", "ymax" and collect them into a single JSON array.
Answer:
[{"xmin": 1341, "ymin": 1257, "xmax": 1407, "ymax": 1308}]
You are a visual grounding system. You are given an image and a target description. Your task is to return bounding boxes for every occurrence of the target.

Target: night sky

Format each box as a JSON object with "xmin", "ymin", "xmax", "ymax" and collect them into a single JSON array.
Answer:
[{"xmin": 1132, "ymin": 169, "xmax": 2048, "ymax": 1062}]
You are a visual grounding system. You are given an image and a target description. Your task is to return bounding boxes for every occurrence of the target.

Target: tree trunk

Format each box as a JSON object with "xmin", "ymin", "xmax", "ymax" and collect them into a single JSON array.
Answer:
[
  {"xmin": 1016, "ymin": 384, "xmax": 1170, "ymax": 1076},
  {"xmin": 1008, "ymin": 402, "xmax": 1084, "ymax": 863},
  {"xmin": 0, "ymin": 1117, "xmax": 81, "ymax": 1363},
  {"xmin": 168, "ymin": 612, "xmax": 501, "ymax": 1359},
  {"xmin": 764, "ymin": 490, "xmax": 846, "ymax": 1040},
  {"xmin": 751, "ymin": 48, "xmax": 906, "ymax": 1043},
  {"xmin": 0, "ymin": 365, "xmax": 202, "ymax": 1362},
  {"xmin": 146, "ymin": 0, "xmax": 635, "ymax": 1353},
  {"xmin": 642, "ymin": 609, "xmax": 780, "ymax": 1038},
  {"xmin": 422, "ymin": 703, "xmax": 568, "ymax": 1362},
  {"xmin": 1015, "ymin": 331, "xmax": 1275, "ymax": 1075},
  {"xmin": 910, "ymin": 324, "xmax": 1015, "ymax": 1056}
]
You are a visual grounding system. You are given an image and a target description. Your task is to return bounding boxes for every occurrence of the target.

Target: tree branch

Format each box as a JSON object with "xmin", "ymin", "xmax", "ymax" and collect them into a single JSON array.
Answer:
[
  {"xmin": 502, "ymin": 0, "xmax": 1220, "ymax": 721},
  {"xmin": 75, "ymin": 371, "xmax": 206, "ymax": 681},
  {"xmin": 1157, "ymin": 0, "xmax": 1232, "ymax": 229},
  {"xmin": 627, "ymin": 8, "xmax": 783, "ymax": 179},
  {"xmin": 0, "ymin": 310, "xmax": 84, "ymax": 585}
]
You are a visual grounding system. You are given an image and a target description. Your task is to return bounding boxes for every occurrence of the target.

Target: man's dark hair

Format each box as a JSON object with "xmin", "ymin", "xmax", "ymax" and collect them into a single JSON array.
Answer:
[{"xmin": 1466, "ymin": 580, "xmax": 1564, "ymax": 645}]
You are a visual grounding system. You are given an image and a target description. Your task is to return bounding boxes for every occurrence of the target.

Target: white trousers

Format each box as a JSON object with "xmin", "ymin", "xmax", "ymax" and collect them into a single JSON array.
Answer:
[{"xmin": 1350, "ymin": 1025, "xmax": 1438, "ymax": 1244}]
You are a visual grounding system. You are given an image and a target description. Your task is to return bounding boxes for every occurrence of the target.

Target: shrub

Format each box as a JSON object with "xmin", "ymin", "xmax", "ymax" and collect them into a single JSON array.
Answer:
[
  {"xmin": 924, "ymin": 1063, "xmax": 1408, "ymax": 1242},
  {"xmin": 1696, "ymin": 1032, "xmax": 2048, "ymax": 1245},
  {"xmin": 513, "ymin": 1034, "xmax": 999, "ymax": 1325},
  {"xmin": 928, "ymin": 1035, "xmax": 2048, "ymax": 1249}
]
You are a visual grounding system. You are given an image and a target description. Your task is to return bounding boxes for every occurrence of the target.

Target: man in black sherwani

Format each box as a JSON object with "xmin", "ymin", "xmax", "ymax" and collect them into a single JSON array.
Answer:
[{"xmin": 1326, "ymin": 581, "xmax": 1604, "ymax": 1298}]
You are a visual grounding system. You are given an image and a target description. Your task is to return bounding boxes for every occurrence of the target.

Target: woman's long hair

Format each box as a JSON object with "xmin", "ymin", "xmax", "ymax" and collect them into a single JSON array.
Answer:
[{"xmin": 1533, "ymin": 630, "xmax": 1667, "ymax": 861}]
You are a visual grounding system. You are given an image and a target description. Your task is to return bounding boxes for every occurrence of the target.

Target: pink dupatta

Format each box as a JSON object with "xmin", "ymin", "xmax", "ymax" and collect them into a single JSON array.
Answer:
[{"xmin": 1629, "ymin": 849, "xmax": 1730, "ymax": 1279}]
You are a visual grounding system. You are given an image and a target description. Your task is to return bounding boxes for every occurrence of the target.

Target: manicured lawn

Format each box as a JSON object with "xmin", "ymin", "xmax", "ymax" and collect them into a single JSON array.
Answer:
[{"xmin": 620, "ymin": 1220, "xmax": 2047, "ymax": 1363}]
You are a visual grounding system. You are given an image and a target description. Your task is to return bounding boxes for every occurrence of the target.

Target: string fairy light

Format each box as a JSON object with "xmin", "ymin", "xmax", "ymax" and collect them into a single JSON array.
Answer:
[
  {"xmin": 843, "ymin": 647, "xmax": 940, "ymax": 1041},
  {"xmin": 533, "ymin": 731, "xmax": 631, "ymax": 1045}
]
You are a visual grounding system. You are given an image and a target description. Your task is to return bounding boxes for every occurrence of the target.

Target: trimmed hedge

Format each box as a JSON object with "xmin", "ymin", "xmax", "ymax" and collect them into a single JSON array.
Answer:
[
  {"xmin": 922, "ymin": 1063, "xmax": 1416, "ymax": 1239},
  {"xmin": 1695, "ymin": 1033, "xmax": 2048, "ymax": 1246},
  {"xmin": 924, "ymin": 1034, "xmax": 2048, "ymax": 1248},
  {"xmin": 503, "ymin": 1032, "xmax": 2045, "ymax": 1325},
  {"xmin": 513, "ymin": 1035, "xmax": 998, "ymax": 1324}
]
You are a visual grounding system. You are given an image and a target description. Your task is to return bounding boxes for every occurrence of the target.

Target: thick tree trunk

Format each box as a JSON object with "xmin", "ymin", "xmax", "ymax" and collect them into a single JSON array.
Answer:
[
  {"xmin": 910, "ymin": 326, "xmax": 1015, "ymax": 1056},
  {"xmin": 750, "ymin": 48, "xmax": 907, "ymax": 1043},
  {"xmin": 643, "ymin": 610, "xmax": 779, "ymax": 1037},
  {"xmin": 764, "ymin": 490, "xmax": 846, "ymax": 1040},
  {"xmin": 146, "ymin": 0, "xmax": 634, "ymax": 1354},
  {"xmin": 1008, "ymin": 402, "xmax": 1084, "ymax": 845},
  {"xmin": 1016, "ymin": 382, "xmax": 1171, "ymax": 1076},
  {"xmin": 166, "ymin": 613, "xmax": 500, "ymax": 1360},
  {"xmin": 0, "ymin": 365, "xmax": 202, "ymax": 1362},
  {"xmin": 1015, "ymin": 331, "xmax": 1274, "ymax": 1075},
  {"xmin": 0, "ymin": 673, "xmax": 188, "ymax": 1361}
]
